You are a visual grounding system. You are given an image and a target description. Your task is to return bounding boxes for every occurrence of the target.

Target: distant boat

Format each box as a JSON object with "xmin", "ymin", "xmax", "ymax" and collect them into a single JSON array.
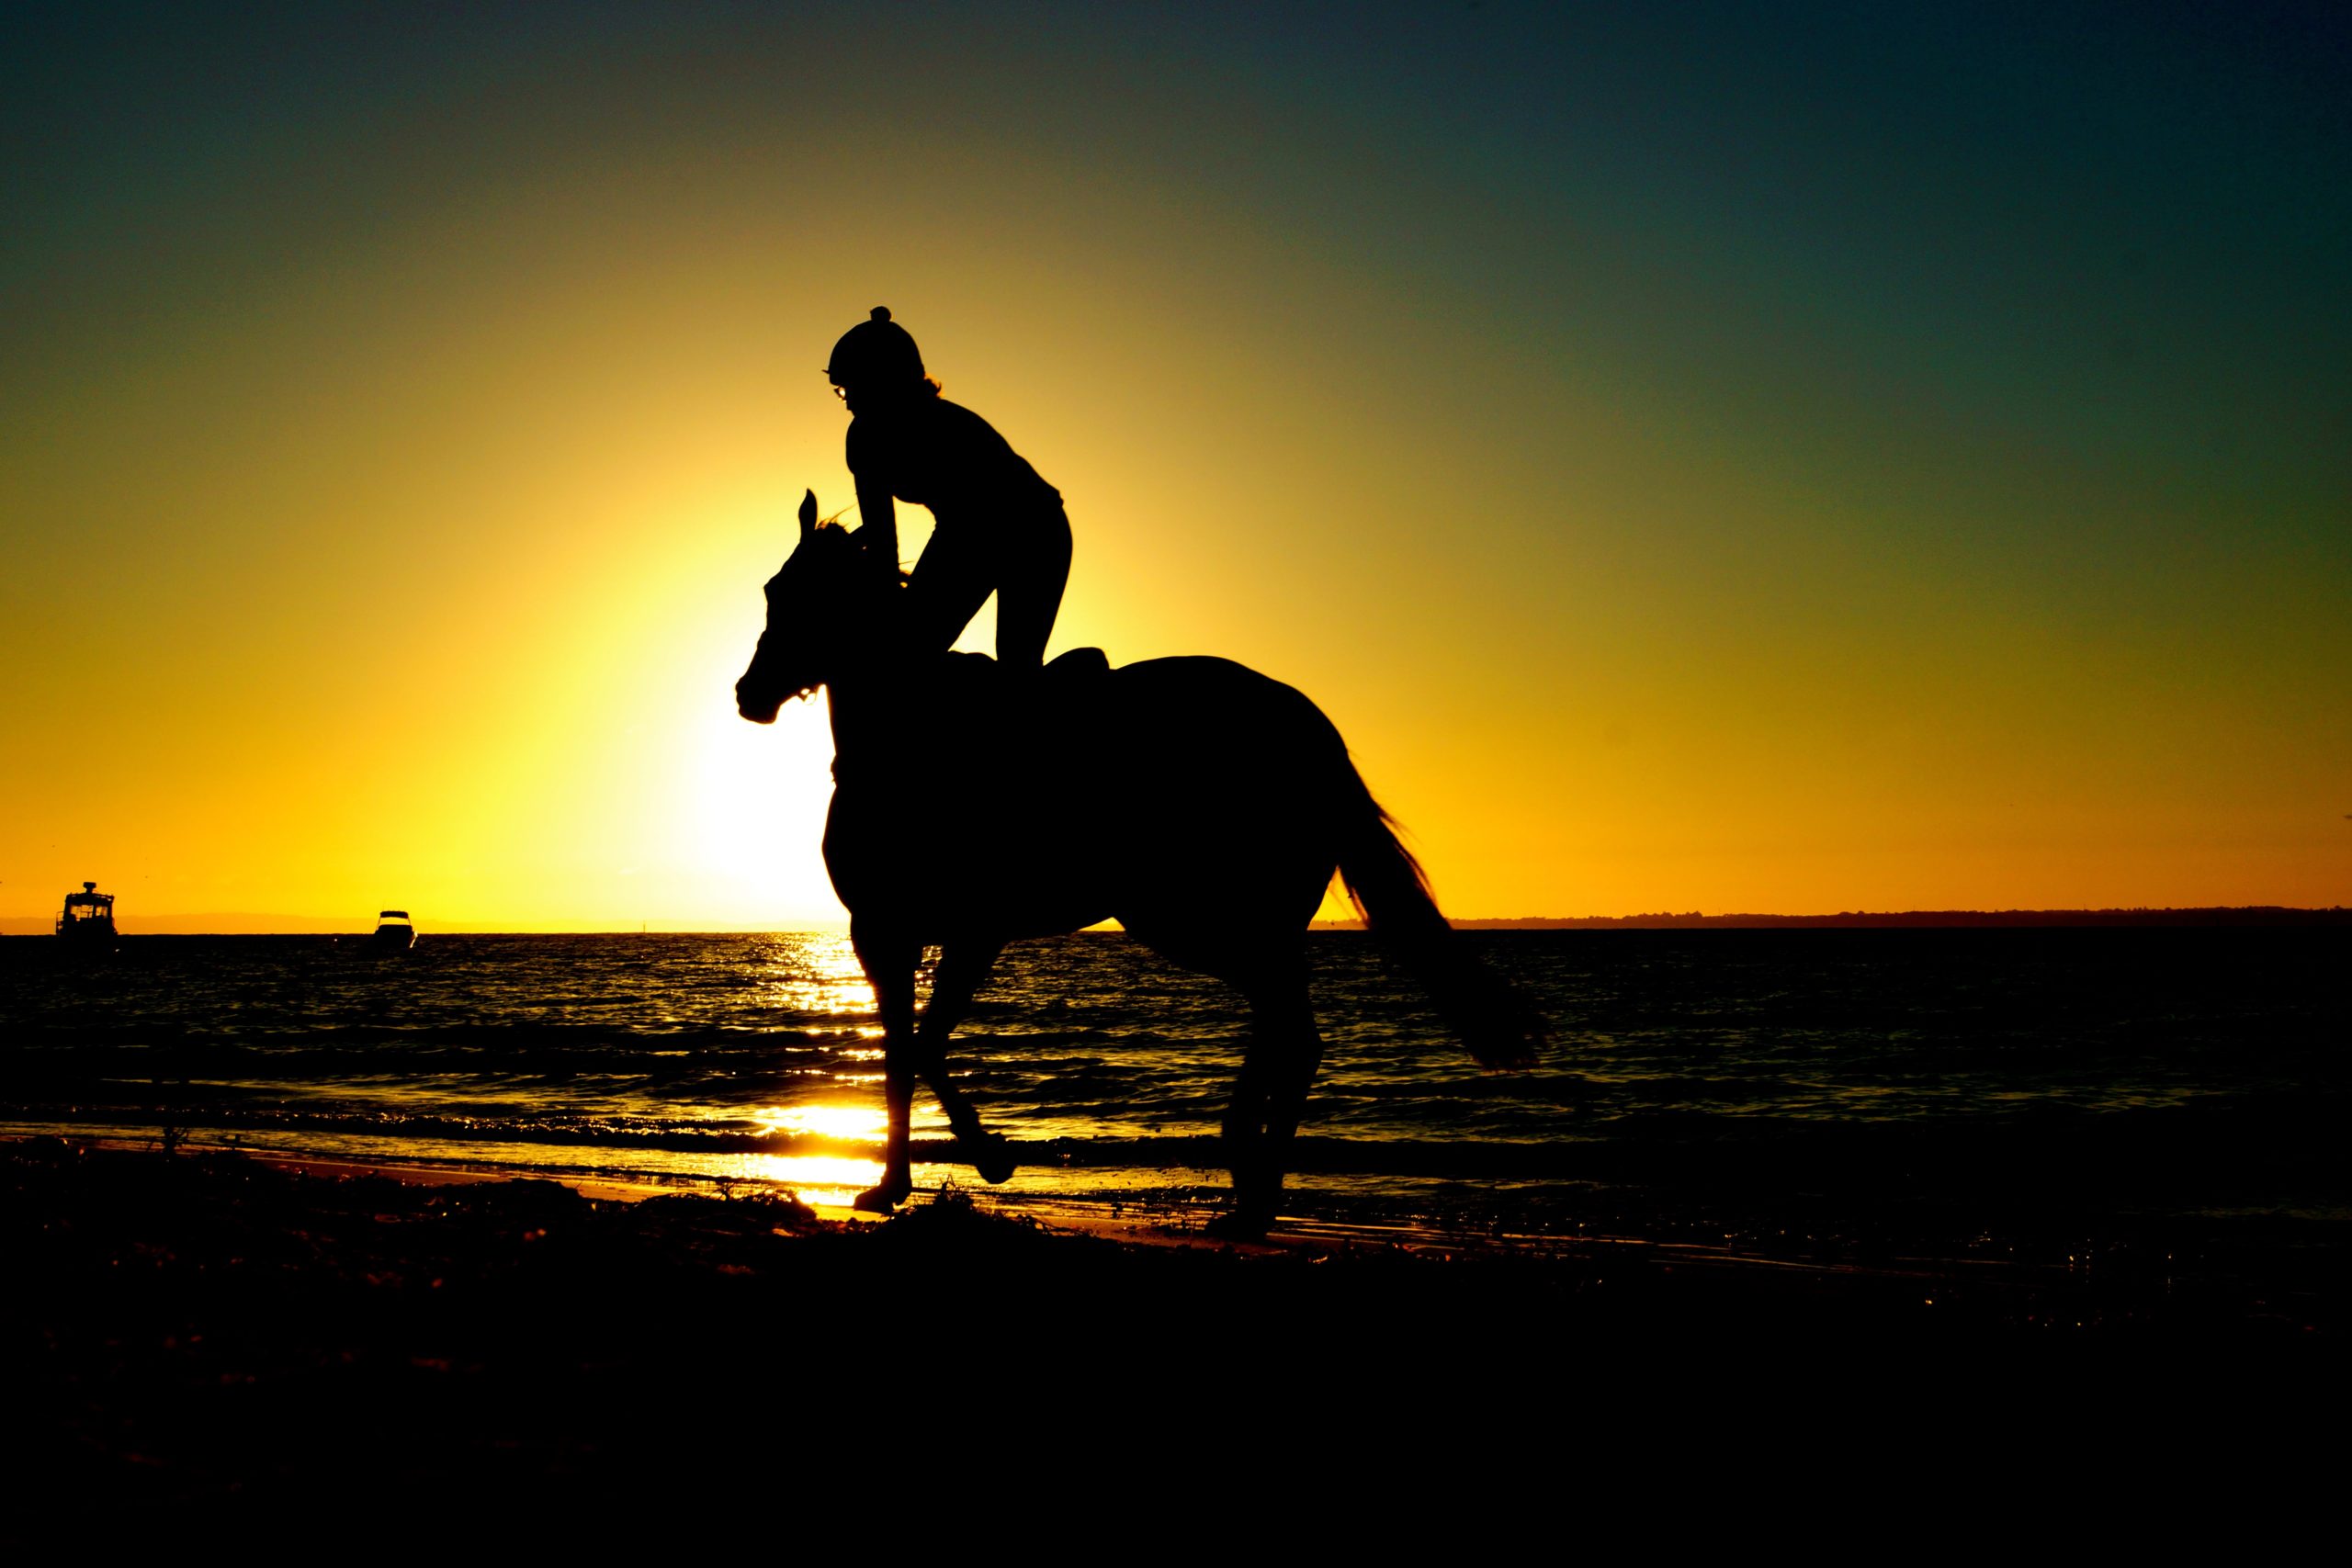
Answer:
[
  {"xmin": 369, "ymin": 909, "xmax": 417, "ymax": 951},
  {"xmin": 57, "ymin": 881, "xmax": 117, "ymax": 945}
]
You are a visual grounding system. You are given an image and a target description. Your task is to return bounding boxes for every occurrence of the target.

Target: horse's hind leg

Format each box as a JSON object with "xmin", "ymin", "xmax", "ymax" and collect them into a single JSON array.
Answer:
[
  {"xmin": 912, "ymin": 939, "xmax": 1019, "ymax": 1185},
  {"xmin": 1216, "ymin": 971, "xmax": 1325, "ymax": 1239}
]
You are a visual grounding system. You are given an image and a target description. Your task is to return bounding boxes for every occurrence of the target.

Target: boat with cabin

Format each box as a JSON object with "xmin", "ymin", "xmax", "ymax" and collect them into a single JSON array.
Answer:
[
  {"xmin": 57, "ymin": 881, "xmax": 117, "ymax": 944},
  {"xmin": 369, "ymin": 909, "xmax": 416, "ymax": 950}
]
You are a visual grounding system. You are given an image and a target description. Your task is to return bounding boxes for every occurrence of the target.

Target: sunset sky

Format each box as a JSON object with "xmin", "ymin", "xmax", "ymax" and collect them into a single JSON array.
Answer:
[{"xmin": 5, "ymin": 3, "xmax": 2347, "ymax": 931}]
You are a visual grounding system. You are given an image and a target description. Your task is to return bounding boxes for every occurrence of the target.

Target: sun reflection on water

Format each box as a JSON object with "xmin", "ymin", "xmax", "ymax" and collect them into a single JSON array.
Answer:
[
  {"xmin": 752, "ymin": 1102, "xmax": 886, "ymax": 1142},
  {"xmin": 737, "ymin": 1101, "xmax": 891, "ymax": 1206},
  {"xmin": 766, "ymin": 934, "xmax": 876, "ymax": 1019},
  {"xmin": 740, "ymin": 1153, "xmax": 886, "ymax": 1208}
]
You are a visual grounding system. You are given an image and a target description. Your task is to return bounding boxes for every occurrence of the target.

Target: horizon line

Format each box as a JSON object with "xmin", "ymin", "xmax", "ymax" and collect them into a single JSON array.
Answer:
[{"xmin": 6, "ymin": 903, "xmax": 2348, "ymax": 936}]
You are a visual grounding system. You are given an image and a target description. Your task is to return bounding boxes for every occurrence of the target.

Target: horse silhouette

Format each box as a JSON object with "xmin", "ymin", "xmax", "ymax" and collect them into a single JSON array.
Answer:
[{"xmin": 736, "ymin": 490, "xmax": 1540, "ymax": 1235}]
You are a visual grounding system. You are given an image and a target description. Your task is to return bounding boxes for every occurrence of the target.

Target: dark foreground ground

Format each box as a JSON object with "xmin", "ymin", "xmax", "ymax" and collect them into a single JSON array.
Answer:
[{"xmin": 4, "ymin": 1139, "xmax": 2342, "ymax": 1544}]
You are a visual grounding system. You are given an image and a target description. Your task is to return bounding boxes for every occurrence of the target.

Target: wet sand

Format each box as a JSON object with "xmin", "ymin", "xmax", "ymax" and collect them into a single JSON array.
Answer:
[{"xmin": 3, "ymin": 1136, "xmax": 2335, "ymax": 1541}]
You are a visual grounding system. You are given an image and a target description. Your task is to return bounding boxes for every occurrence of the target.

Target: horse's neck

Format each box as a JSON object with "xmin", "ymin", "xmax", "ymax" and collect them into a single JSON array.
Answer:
[
  {"xmin": 824, "ymin": 672, "xmax": 878, "ymax": 759},
  {"xmin": 824, "ymin": 655, "xmax": 922, "ymax": 765},
  {"xmin": 820, "ymin": 576, "xmax": 917, "ymax": 763}
]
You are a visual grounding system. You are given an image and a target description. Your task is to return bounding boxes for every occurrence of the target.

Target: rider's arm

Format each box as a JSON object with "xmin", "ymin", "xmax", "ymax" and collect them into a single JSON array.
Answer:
[
  {"xmin": 845, "ymin": 416, "xmax": 900, "ymax": 581},
  {"xmin": 854, "ymin": 475, "xmax": 899, "ymax": 581}
]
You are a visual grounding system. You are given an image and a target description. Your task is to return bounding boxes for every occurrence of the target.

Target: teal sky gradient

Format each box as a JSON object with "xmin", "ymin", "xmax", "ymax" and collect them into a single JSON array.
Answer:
[{"xmin": 5, "ymin": 3, "xmax": 2346, "ymax": 926}]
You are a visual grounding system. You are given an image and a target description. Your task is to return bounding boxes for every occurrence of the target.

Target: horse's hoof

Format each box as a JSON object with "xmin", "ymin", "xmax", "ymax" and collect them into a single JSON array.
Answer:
[
  {"xmin": 1204, "ymin": 1210, "xmax": 1272, "ymax": 1242},
  {"xmin": 852, "ymin": 1185, "xmax": 904, "ymax": 1214},
  {"xmin": 965, "ymin": 1134, "xmax": 1018, "ymax": 1185}
]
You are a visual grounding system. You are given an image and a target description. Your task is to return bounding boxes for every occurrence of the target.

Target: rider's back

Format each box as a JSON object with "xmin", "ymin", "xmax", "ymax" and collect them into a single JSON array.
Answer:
[{"xmin": 848, "ymin": 397, "xmax": 1061, "ymax": 525}]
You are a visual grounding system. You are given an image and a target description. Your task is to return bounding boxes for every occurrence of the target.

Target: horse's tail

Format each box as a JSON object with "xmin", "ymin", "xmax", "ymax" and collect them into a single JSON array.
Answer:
[{"xmin": 1335, "ymin": 765, "xmax": 1544, "ymax": 1070}]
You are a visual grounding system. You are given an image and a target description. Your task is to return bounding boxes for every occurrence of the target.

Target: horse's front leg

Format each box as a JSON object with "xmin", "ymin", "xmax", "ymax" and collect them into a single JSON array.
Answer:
[
  {"xmin": 852, "ymin": 922, "xmax": 920, "ymax": 1213},
  {"xmin": 912, "ymin": 939, "xmax": 1016, "ymax": 1184}
]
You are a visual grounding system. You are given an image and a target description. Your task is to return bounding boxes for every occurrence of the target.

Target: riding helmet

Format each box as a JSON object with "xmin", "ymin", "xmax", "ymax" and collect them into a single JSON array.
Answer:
[{"xmin": 826, "ymin": 306, "xmax": 924, "ymax": 386}]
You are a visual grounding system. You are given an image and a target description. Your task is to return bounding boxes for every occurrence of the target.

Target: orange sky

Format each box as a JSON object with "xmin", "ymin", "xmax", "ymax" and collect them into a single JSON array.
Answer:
[{"xmin": 5, "ymin": 7, "xmax": 2347, "ymax": 931}]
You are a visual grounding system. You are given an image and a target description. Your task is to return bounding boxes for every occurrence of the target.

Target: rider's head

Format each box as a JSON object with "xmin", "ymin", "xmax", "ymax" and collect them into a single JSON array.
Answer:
[{"xmin": 827, "ymin": 306, "xmax": 938, "ymax": 411}]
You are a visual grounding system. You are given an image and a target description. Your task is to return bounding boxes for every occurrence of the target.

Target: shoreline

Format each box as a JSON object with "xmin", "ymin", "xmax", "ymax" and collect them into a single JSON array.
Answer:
[
  {"xmin": 13, "ymin": 1132, "xmax": 1691, "ymax": 1259},
  {"xmin": 11, "ymin": 1132, "xmax": 2335, "ymax": 1319},
  {"xmin": 17, "ymin": 1095, "xmax": 2350, "ymax": 1281}
]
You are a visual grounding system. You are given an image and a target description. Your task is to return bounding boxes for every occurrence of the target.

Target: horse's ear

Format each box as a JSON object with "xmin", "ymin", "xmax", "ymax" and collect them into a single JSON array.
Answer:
[{"xmin": 797, "ymin": 490, "xmax": 818, "ymax": 540}]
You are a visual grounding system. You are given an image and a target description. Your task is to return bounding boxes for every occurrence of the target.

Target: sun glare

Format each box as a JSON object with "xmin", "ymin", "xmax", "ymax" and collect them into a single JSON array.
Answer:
[
  {"xmin": 752, "ymin": 1103, "xmax": 886, "ymax": 1142},
  {"xmin": 661, "ymin": 606, "xmax": 841, "ymax": 927},
  {"xmin": 762, "ymin": 934, "xmax": 876, "ymax": 1017},
  {"xmin": 737, "ymin": 1153, "xmax": 887, "ymax": 1209}
]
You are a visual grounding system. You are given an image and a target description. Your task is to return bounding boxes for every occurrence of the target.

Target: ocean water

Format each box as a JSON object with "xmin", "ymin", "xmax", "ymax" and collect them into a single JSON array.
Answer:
[{"xmin": 1, "ymin": 930, "xmax": 2344, "ymax": 1243}]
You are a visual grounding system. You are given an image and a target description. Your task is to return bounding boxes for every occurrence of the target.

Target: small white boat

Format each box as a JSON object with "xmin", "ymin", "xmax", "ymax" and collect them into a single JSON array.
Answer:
[{"xmin": 369, "ymin": 909, "xmax": 416, "ymax": 951}]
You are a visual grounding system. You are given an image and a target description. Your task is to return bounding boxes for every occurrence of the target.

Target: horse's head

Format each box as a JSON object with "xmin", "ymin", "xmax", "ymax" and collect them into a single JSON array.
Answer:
[{"xmin": 735, "ymin": 489, "xmax": 873, "ymax": 723}]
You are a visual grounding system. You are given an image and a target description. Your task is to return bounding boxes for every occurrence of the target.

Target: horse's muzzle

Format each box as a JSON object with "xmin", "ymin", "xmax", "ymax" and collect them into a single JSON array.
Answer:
[{"xmin": 735, "ymin": 679, "xmax": 782, "ymax": 725}]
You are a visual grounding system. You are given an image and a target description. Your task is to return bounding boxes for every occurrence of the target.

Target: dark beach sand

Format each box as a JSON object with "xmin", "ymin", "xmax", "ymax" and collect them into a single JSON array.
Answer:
[{"xmin": 3, "ymin": 1136, "xmax": 2336, "ymax": 1541}]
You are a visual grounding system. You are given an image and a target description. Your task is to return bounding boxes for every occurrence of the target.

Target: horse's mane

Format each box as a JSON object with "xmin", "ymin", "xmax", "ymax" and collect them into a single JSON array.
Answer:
[{"xmin": 815, "ymin": 519, "xmax": 908, "ymax": 592}]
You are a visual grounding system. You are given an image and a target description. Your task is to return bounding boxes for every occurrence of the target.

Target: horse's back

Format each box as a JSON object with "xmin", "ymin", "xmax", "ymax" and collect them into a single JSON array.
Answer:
[
  {"xmin": 824, "ymin": 649, "xmax": 1358, "ymax": 946},
  {"xmin": 1098, "ymin": 655, "xmax": 1354, "ymax": 942},
  {"xmin": 1107, "ymin": 654, "xmax": 1343, "ymax": 747}
]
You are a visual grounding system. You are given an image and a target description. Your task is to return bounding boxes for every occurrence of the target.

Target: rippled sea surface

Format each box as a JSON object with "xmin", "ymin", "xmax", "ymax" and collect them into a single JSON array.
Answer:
[{"xmin": 2, "ymin": 931, "xmax": 2344, "ymax": 1235}]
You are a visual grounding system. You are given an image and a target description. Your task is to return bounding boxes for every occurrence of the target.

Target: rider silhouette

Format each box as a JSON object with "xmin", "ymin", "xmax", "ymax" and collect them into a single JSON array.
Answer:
[{"xmin": 829, "ymin": 307, "xmax": 1072, "ymax": 671}]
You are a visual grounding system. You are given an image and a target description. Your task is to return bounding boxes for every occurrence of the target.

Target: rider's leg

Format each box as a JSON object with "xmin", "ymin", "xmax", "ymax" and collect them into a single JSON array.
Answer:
[
  {"xmin": 903, "ymin": 525, "xmax": 995, "ymax": 657},
  {"xmin": 993, "ymin": 507, "xmax": 1071, "ymax": 671},
  {"xmin": 852, "ymin": 920, "xmax": 921, "ymax": 1212}
]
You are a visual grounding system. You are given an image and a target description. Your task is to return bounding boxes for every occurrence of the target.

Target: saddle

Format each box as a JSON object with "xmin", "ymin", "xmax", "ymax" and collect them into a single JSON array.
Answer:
[
  {"xmin": 942, "ymin": 644, "xmax": 1109, "ymax": 686},
  {"xmin": 832, "ymin": 647, "xmax": 1113, "ymax": 794}
]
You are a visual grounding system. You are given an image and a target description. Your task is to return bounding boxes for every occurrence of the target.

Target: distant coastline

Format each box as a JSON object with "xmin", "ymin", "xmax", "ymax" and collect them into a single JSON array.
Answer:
[
  {"xmin": 5, "ymin": 906, "xmax": 2346, "ymax": 936},
  {"xmin": 1318, "ymin": 907, "xmax": 2352, "ymax": 930}
]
